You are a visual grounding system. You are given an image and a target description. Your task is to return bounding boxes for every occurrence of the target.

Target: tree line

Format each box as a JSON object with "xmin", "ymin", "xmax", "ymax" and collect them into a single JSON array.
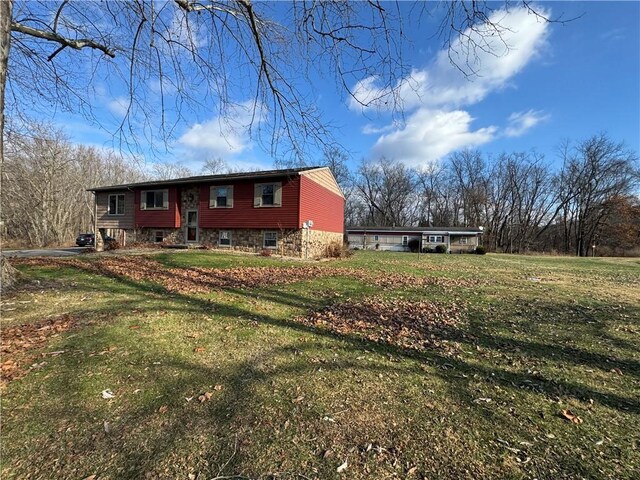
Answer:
[
  {"xmin": 2, "ymin": 124, "xmax": 638, "ymax": 256},
  {"xmin": 341, "ymin": 134, "xmax": 639, "ymax": 256}
]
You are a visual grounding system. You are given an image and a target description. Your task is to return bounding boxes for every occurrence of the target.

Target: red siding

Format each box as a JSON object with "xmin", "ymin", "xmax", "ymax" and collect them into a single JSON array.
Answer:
[
  {"xmin": 134, "ymin": 187, "xmax": 181, "ymax": 228},
  {"xmin": 299, "ymin": 175, "xmax": 344, "ymax": 233},
  {"xmin": 199, "ymin": 177, "xmax": 300, "ymax": 229}
]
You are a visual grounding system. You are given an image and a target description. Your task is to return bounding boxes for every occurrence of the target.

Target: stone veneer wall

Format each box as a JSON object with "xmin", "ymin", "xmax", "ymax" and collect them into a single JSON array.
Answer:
[
  {"xmin": 303, "ymin": 229, "xmax": 344, "ymax": 259},
  {"xmin": 132, "ymin": 225, "xmax": 343, "ymax": 258},
  {"xmin": 134, "ymin": 228, "xmax": 182, "ymax": 244},
  {"xmin": 199, "ymin": 228, "xmax": 303, "ymax": 257}
]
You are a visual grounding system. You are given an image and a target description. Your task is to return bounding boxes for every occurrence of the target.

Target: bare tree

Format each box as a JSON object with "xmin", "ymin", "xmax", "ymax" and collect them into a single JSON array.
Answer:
[
  {"xmin": 556, "ymin": 134, "xmax": 639, "ymax": 256},
  {"xmin": 2, "ymin": 123, "xmax": 145, "ymax": 246},
  {"xmin": 355, "ymin": 158, "xmax": 418, "ymax": 227}
]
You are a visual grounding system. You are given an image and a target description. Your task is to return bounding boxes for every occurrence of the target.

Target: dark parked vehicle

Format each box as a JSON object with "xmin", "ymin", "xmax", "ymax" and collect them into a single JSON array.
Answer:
[
  {"xmin": 75, "ymin": 233, "xmax": 114, "ymax": 247},
  {"xmin": 76, "ymin": 233, "xmax": 95, "ymax": 246}
]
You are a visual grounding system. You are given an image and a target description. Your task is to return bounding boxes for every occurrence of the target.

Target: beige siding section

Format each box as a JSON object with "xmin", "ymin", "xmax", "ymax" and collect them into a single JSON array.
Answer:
[
  {"xmin": 96, "ymin": 191, "xmax": 135, "ymax": 229},
  {"xmin": 301, "ymin": 168, "xmax": 344, "ymax": 198}
]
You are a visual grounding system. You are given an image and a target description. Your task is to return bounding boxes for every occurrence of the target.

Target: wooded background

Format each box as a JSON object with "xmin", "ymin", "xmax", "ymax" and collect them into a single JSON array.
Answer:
[{"xmin": 2, "ymin": 124, "xmax": 638, "ymax": 256}]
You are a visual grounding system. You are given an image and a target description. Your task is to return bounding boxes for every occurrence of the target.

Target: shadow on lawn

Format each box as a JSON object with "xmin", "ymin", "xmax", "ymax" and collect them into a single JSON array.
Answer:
[{"xmin": 6, "ymin": 261, "xmax": 639, "ymax": 478}]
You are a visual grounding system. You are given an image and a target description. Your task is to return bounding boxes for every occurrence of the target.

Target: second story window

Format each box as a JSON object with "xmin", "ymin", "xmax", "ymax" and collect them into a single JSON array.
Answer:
[
  {"xmin": 108, "ymin": 194, "xmax": 125, "ymax": 215},
  {"xmin": 254, "ymin": 182, "xmax": 282, "ymax": 207},
  {"xmin": 209, "ymin": 185, "xmax": 233, "ymax": 208},
  {"xmin": 141, "ymin": 189, "xmax": 168, "ymax": 210}
]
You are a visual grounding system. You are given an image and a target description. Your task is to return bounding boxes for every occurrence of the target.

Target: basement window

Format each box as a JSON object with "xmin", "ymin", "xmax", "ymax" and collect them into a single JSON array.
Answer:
[
  {"xmin": 263, "ymin": 231, "xmax": 277, "ymax": 248},
  {"xmin": 219, "ymin": 230, "xmax": 231, "ymax": 247},
  {"xmin": 154, "ymin": 231, "xmax": 164, "ymax": 243}
]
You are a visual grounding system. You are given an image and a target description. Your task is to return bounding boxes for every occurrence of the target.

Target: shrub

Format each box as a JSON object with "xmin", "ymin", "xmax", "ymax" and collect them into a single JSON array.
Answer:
[
  {"xmin": 324, "ymin": 240, "xmax": 352, "ymax": 259},
  {"xmin": 475, "ymin": 245, "xmax": 487, "ymax": 255},
  {"xmin": 375, "ymin": 243, "xmax": 380, "ymax": 250},
  {"xmin": 104, "ymin": 239, "xmax": 121, "ymax": 251},
  {"xmin": 421, "ymin": 246, "xmax": 434, "ymax": 253},
  {"xmin": 435, "ymin": 244, "xmax": 448, "ymax": 254},
  {"xmin": 407, "ymin": 238, "xmax": 420, "ymax": 253},
  {"xmin": 259, "ymin": 248, "xmax": 273, "ymax": 257}
]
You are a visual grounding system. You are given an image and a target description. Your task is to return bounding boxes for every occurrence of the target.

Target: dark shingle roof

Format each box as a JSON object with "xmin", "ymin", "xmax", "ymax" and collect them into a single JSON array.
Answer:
[
  {"xmin": 347, "ymin": 226, "xmax": 483, "ymax": 234},
  {"xmin": 89, "ymin": 166, "xmax": 323, "ymax": 192}
]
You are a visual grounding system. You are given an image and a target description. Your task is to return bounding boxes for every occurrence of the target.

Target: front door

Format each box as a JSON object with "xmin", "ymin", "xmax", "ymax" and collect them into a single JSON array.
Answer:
[{"xmin": 185, "ymin": 210, "xmax": 198, "ymax": 243}]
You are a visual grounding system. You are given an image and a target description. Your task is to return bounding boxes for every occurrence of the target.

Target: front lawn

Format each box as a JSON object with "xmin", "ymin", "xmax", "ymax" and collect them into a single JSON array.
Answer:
[{"xmin": 1, "ymin": 251, "xmax": 638, "ymax": 479}]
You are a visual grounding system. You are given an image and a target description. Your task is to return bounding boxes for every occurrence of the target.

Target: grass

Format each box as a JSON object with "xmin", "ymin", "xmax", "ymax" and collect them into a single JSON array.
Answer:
[{"xmin": 1, "ymin": 250, "xmax": 639, "ymax": 479}]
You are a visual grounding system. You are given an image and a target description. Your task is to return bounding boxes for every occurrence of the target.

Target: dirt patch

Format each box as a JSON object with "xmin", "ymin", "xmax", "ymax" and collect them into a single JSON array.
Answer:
[
  {"xmin": 294, "ymin": 297, "xmax": 465, "ymax": 355},
  {"xmin": 1, "ymin": 314, "xmax": 77, "ymax": 387},
  {"xmin": 13, "ymin": 256, "xmax": 485, "ymax": 294}
]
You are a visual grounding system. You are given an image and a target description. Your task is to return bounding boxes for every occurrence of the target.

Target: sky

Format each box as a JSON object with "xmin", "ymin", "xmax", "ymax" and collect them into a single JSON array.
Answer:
[{"xmin": 16, "ymin": 1, "xmax": 640, "ymax": 174}]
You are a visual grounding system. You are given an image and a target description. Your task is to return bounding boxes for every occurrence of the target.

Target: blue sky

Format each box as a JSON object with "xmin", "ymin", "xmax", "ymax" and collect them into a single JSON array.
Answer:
[{"xmin": 32, "ymin": 1, "xmax": 640, "ymax": 173}]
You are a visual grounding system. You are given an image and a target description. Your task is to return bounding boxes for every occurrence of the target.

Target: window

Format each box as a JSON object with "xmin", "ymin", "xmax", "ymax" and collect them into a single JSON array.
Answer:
[
  {"xmin": 459, "ymin": 237, "xmax": 468, "ymax": 245},
  {"xmin": 154, "ymin": 230, "xmax": 164, "ymax": 243},
  {"xmin": 141, "ymin": 189, "xmax": 168, "ymax": 210},
  {"xmin": 428, "ymin": 235, "xmax": 444, "ymax": 243},
  {"xmin": 219, "ymin": 230, "xmax": 231, "ymax": 247},
  {"xmin": 209, "ymin": 185, "xmax": 233, "ymax": 208},
  {"xmin": 254, "ymin": 182, "xmax": 282, "ymax": 207},
  {"xmin": 263, "ymin": 231, "xmax": 277, "ymax": 248},
  {"xmin": 402, "ymin": 235, "xmax": 408, "ymax": 246},
  {"xmin": 108, "ymin": 194, "xmax": 125, "ymax": 215},
  {"xmin": 373, "ymin": 235, "xmax": 379, "ymax": 241}
]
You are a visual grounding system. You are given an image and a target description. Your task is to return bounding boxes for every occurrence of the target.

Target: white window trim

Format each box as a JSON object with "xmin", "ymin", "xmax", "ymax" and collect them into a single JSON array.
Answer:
[
  {"xmin": 428, "ymin": 235, "xmax": 445, "ymax": 243},
  {"xmin": 263, "ymin": 231, "xmax": 278, "ymax": 249},
  {"xmin": 210, "ymin": 185, "xmax": 233, "ymax": 209},
  {"xmin": 141, "ymin": 189, "xmax": 169, "ymax": 210},
  {"xmin": 219, "ymin": 230, "xmax": 232, "ymax": 247},
  {"xmin": 373, "ymin": 235, "xmax": 379, "ymax": 241},
  {"xmin": 459, "ymin": 237, "xmax": 468, "ymax": 245},
  {"xmin": 402, "ymin": 235, "xmax": 408, "ymax": 246},
  {"xmin": 107, "ymin": 193, "xmax": 125, "ymax": 216}
]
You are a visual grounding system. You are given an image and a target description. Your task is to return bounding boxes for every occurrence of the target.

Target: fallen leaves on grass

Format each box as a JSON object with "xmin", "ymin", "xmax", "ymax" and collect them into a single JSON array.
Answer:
[
  {"xmin": 0, "ymin": 314, "xmax": 77, "ymax": 386},
  {"xmin": 158, "ymin": 405, "xmax": 168, "ymax": 414},
  {"xmin": 13, "ymin": 256, "xmax": 484, "ymax": 295},
  {"xmin": 560, "ymin": 409, "xmax": 583, "ymax": 424},
  {"xmin": 198, "ymin": 392, "xmax": 213, "ymax": 403},
  {"xmin": 294, "ymin": 297, "xmax": 464, "ymax": 355}
]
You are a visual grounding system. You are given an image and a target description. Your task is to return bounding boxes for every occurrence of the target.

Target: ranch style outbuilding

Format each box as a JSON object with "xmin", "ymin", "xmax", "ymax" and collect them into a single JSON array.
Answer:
[
  {"xmin": 346, "ymin": 226, "xmax": 483, "ymax": 253},
  {"xmin": 89, "ymin": 167, "xmax": 345, "ymax": 258}
]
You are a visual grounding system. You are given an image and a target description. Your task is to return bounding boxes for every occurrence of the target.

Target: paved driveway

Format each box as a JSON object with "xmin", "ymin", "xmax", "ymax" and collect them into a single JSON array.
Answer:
[{"xmin": 1, "ymin": 247, "xmax": 86, "ymax": 258}]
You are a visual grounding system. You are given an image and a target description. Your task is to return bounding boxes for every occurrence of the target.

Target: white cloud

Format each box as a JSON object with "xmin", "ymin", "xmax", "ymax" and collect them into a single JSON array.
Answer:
[
  {"xmin": 504, "ymin": 109, "xmax": 549, "ymax": 137},
  {"xmin": 349, "ymin": 7, "xmax": 550, "ymax": 112},
  {"xmin": 371, "ymin": 109, "xmax": 497, "ymax": 166},
  {"xmin": 351, "ymin": 6, "xmax": 551, "ymax": 167},
  {"xmin": 178, "ymin": 101, "xmax": 264, "ymax": 157}
]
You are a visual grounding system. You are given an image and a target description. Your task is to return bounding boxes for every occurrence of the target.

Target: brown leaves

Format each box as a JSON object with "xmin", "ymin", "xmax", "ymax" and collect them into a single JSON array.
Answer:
[
  {"xmin": 158, "ymin": 405, "xmax": 168, "ymax": 414},
  {"xmin": 560, "ymin": 409, "xmax": 583, "ymax": 424},
  {"xmin": 193, "ymin": 346, "xmax": 206, "ymax": 353},
  {"xmin": 13, "ymin": 256, "xmax": 483, "ymax": 296},
  {"xmin": 294, "ymin": 297, "xmax": 463, "ymax": 355},
  {"xmin": 0, "ymin": 314, "xmax": 77, "ymax": 386},
  {"xmin": 198, "ymin": 392, "xmax": 212, "ymax": 403}
]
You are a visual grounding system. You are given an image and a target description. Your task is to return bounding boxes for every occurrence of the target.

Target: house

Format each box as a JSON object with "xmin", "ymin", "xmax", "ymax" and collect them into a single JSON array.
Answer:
[
  {"xmin": 89, "ymin": 167, "xmax": 345, "ymax": 258},
  {"xmin": 346, "ymin": 226, "xmax": 483, "ymax": 253}
]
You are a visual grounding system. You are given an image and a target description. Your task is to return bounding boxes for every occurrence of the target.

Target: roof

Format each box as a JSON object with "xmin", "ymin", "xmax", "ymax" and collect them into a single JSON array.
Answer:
[
  {"xmin": 347, "ymin": 226, "xmax": 483, "ymax": 234},
  {"xmin": 88, "ymin": 166, "xmax": 324, "ymax": 192}
]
